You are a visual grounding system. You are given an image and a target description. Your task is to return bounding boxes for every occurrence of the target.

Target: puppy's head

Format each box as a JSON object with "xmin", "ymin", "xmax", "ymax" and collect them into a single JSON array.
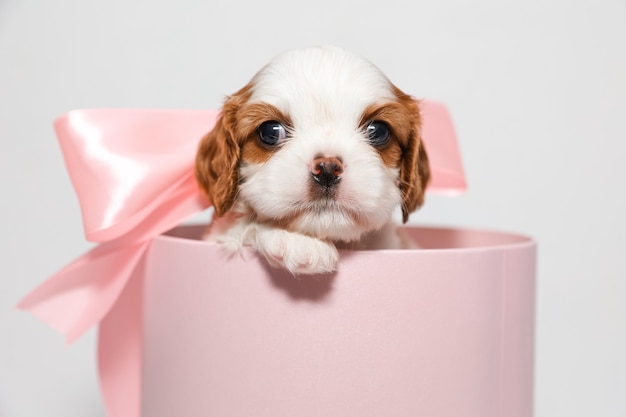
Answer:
[{"xmin": 196, "ymin": 46, "xmax": 430, "ymax": 242}]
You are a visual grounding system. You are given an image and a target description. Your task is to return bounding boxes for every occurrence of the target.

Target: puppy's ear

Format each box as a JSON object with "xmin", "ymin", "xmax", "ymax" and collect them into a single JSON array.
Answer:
[
  {"xmin": 195, "ymin": 87, "xmax": 251, "ymax": 216},
  {"xmin": 397, "ymin": 95, "xmax": 431, "ymax": 223}
]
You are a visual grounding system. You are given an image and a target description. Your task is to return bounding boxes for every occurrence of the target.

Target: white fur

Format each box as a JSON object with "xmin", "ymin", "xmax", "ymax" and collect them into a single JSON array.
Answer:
[{"xmin": 205, "ymin": 46, "xmax": 414, "ymax": 274}]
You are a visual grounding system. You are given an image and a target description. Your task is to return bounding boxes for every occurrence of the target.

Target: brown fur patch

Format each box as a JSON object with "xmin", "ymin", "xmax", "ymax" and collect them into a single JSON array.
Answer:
[
  {"xmin": 360, "ymin": 87, "xmax": 431, "ymax": 222},
  {"xmin": 237, "ymin": 103, "xmax": 293, "ymax": 165},
  {"xmin": 359, "ymin": 101, "xmax": 410, "ymax": 169}
]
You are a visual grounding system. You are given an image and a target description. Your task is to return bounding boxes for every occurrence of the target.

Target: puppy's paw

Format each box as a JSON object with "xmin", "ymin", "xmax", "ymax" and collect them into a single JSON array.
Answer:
[{"xmin": 254, "ymin": 228, "xmax": 339, "ymax": 275}]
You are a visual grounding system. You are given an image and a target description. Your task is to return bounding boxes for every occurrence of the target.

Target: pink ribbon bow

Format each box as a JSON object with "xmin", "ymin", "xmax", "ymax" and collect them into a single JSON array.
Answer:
[{"xmin": 18, "ymin": 102, "xmax": 466, "ymax": 417}]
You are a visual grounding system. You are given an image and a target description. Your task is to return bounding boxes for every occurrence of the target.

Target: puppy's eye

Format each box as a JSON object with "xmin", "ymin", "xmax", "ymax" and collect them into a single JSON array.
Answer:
[
  {"xmin": 258, "ymin": 121, "xmax": 287, "ymax": 146},
  {"xmin": 365, "ymin": 121, "xmax": 390, "ymax": 147}
]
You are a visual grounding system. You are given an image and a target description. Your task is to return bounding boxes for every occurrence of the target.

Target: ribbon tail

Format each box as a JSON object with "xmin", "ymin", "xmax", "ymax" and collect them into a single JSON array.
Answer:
[
  {"xmin": 98, "ymin": 251, "xmax": 146, "ymax": 417},
  {"xmin": 17, "ymin": 241, "xmax": 150, "ymax": 343}
]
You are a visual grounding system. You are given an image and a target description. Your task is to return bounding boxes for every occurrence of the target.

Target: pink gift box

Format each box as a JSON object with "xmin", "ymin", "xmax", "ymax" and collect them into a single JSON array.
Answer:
[
  {"xmin": 132, "ymin": 224, "xmax": 535, "ymax": 417},
  {"xmin": 19, "ymin": 105, "xmax": 535, "ymax": 417}
]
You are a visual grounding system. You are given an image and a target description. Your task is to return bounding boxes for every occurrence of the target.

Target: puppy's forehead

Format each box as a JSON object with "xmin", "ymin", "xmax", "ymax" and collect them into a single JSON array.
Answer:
[{"xmin": 249, "ymin": 47, "xmax": 395, "ymax": 124}]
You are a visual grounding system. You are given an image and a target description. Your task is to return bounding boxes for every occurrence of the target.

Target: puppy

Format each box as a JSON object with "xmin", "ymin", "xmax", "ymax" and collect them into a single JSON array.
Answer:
[{"xmin": 195, "ymin": 46, "xmax": 430, "ymax": 275}]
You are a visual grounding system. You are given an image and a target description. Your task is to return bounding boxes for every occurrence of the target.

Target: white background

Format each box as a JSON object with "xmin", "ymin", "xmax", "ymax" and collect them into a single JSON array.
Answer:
[{"xmin": 1, "ymin": 0, "xmax": 625, "ymax": 416}]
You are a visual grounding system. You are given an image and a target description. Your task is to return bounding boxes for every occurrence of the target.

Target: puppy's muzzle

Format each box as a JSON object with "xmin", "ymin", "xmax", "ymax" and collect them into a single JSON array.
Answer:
[{"xmin": 310, "ymin": 156, "xmax": 343, "ymax": 188}]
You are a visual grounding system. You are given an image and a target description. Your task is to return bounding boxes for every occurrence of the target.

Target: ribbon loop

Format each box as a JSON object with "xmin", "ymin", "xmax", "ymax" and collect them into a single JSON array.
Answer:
[{"xmin": 56, "ymin": 109, "xmax": 218, "ymax": 243}]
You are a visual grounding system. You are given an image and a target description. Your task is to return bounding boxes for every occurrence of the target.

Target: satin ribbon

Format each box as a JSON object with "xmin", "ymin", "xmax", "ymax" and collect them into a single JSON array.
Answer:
[{"xmin": 18, "ymin": 102, "xmax": 466, "ymax": 417}]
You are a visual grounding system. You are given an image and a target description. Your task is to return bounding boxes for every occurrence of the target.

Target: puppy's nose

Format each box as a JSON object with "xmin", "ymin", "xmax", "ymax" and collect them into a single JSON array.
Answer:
[{"xmin": 310, "ymin": 157, "xmax": 343, "ymax": 188}]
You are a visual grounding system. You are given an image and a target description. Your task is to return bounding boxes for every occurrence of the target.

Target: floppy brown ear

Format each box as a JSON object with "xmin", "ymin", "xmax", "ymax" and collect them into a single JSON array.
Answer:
[
  {"xmin": 398, "ymin": 99, "xmax": 431, "ymax": 223},
  {"xmin": 195, "ymin": 114, "xmax": 240, "ymax": 216},
  {"xmin": 195, "ymin": 84, "xmax": 254, "ymax": 216}
]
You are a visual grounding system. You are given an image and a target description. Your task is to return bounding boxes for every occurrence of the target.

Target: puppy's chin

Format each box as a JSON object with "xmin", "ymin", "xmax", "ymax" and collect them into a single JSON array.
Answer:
[
  {"xmin": 286, "ymin": 208, "xmax": 390, "ymax": 242},
  {"xmin": 241, "ymin": 182, "xmax": 402, "ymax": 242},
  {"xmin": 245, "ymin": 205, "xmax": 394, "ymax": 243}
]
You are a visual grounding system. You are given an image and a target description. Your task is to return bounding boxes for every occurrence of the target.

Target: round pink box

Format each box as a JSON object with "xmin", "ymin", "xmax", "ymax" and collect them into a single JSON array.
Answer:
[{"xmin": 139, "ymin": 225, "xmax": 535, "ymax": 417}]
